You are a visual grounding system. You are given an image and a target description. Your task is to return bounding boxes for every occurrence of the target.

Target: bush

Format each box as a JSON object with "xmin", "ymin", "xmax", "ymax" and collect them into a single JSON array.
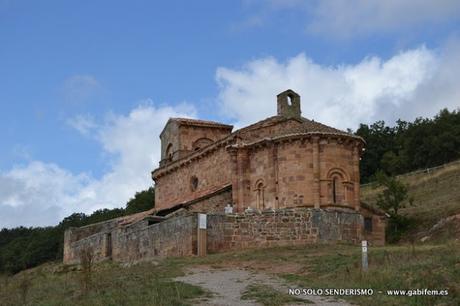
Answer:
[{"xmin": 386, "ymin": 215, "xmax": 414, "ymax": 243}]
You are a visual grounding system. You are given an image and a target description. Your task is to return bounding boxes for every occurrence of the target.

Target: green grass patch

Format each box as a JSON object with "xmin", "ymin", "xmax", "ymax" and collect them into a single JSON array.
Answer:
[
  {"xmin": 279, "ymin": 243, "xmax": 460, "ymax": 306},
  {"xmin": 0, "ymin": 260, "xmax": 209, "ymax": 306}
]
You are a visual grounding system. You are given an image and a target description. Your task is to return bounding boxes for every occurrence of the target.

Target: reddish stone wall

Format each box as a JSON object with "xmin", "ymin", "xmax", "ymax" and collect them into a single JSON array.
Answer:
[
  {"xmin": 179, "ymin": 125, "xmax": 231, "ymax": 152},
  {"xmin": 155, "ymin": 145, "xmax": 233, "ymax": 210},
  {"xmin": 318, "ymin": 139, "xmax": 358, "ymax": 207},
  {"xmin": 186, "ymin": 187, "xmax": 232, "ymax": 214},
  {"xmin": 235, "ymin": 138, "xmax": 359, "ymax": 212},
  {"xmin": 276, "ymin": 140, "xmax": 314, "ymax": 208}
]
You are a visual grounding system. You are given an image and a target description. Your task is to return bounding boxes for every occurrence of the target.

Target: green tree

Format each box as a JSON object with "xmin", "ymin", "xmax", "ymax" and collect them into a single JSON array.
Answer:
[
  {"xmin": 374, "ymin": 172, "xmax": 414, "ymax": 243},
  {"xmin": 375, "ymin": 171, "xmax": 412, "ymax": 216},
  {"xmin": 125, "ymin": 187, "xmax": 155, "ymax": 214}
]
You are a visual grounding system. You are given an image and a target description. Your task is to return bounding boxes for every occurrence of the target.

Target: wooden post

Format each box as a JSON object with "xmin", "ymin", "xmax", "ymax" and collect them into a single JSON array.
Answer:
[
  {"xmin": 197, "ymin": 214, "xmax": 207, "ymax": 257},
  {"xmin": 362, "ymin": 240, "xmax": 368, "ymax": 272}
]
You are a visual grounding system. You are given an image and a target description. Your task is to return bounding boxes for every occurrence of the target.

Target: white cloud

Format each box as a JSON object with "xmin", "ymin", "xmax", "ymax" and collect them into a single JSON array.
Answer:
[
  {"xmin": 62, "ymin": 75, "xmax": 101, "ymax": 103},
  {"xmin": 67, "ymin": 114, "xmax": 97, "ymax": 135},
  {"xmin": 217, "ymin": 42, "xmax": 460, "ymax": 130},
  {"xmin": 238, "ymin": 0, "xmax": 460, "ymax": 38},
  {"xmin": 0, "ymin": 102, "xmax": 196, "ymax": 228},
  {"xmin": 308, "ymin": 0, "xmax": 460, "ymax": 38}
]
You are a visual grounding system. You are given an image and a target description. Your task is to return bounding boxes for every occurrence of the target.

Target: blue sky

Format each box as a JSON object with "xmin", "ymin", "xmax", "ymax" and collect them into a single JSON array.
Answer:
[{"xmin": 1, "ymin": 0, "xmax": 460, "ymax": 227}]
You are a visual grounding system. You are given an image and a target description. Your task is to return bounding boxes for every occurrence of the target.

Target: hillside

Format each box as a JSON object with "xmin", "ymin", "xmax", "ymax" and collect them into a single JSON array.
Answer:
[
  {"xmin": 1, "ymin": 243, "xmax": 458, "ymax": 306},
  {"xmin": 361, "ymin": 160, "xmax": 460, "ymax": 239}
]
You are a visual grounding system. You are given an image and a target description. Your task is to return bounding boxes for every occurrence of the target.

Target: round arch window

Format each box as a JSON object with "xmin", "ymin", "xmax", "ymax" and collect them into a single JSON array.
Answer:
[{"xmin": 190, "ymin": 176, "xmax": 199, "ymax": 191}]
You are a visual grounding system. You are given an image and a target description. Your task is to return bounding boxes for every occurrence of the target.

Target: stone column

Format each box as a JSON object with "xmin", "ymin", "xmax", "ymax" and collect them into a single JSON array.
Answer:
[
  {"xmin": 352, "ymin": 143, "xmax": 361, "ymax": 211},
  {"xmin": 272, "ymin": 143, "xmax": 280, "ymax": 209},
  {"xmin": 237, "ymin": 149, "xmax": 249, "ymax": 212},
  {"xmin": 312, "ymin": 137, "xmax": 320, "ymax": 208},
  {"xmin": 228, "ymin": 147, "xmax": 240, "ymax": 211}
]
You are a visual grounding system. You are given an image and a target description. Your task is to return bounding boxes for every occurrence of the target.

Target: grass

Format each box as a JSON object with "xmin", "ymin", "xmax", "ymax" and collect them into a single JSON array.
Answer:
[
  {"xmin": 278, "ymin": 243, "xmax": 460, "ymax": 306},
  {"xmin": 0, "ymin": 260, "xmax": 209, "ymax": 306},
  {"xmin": 361, "ymin": 161, "xmax": 460, "ymax": 234},
  {"xmin": 241, "ymin": 284, "xmax": 311, "ymax": 305},
  {"xmin": 1, "ymin": 243, "xmax": 458, "ymax": 305}
]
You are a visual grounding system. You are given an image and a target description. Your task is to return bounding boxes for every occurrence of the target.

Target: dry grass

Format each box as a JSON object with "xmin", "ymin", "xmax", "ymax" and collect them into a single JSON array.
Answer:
[
  {"xmin": 361, "ymin": 160, "xmax": 460, "ymax": 232},
  {"xmin": 0, "ymin": 243, "xmax": 458, "ymax": 306}
]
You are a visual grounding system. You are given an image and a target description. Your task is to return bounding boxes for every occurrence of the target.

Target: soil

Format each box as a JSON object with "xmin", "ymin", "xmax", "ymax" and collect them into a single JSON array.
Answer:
[{"xmin": 175, "ymin": 267, "xmax": 352, "ymax": 306}]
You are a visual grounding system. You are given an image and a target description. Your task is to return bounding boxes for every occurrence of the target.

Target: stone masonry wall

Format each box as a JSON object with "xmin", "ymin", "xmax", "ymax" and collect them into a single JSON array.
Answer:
[
  {"xmin": 63, "ymin": 214, "xmax": 197, "ymax": 264},
  {"xmin": 64, "ymin": 208, "xmax": 364, "ymax": 265},
  {"xmin": 112, "ymin": 214, "xmax": 197, "ymax": 262},
  {"xmin": 155, "ymin": 145, "xmax": 233, "ymax": 210},
  {"xmin": 186, "ymin": 187, "xmax": 232, "ymax": 214},
  {"xmin": 361, "ymin": 206, "xmax": 386, "ymax": 246},
  {"xmin": 207, "ymin": 208, "xmax": 362, "ymax": 253}
]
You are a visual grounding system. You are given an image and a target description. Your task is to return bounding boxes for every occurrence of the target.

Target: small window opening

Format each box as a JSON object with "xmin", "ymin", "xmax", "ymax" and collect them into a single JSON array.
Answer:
[
  {"xmin": 364, "ymin": 217, "xmax": 373, "ymax": 232},
  {"xmin": 287, "ymin": 95, "xmax": 293, "ymax": 106},
  {"xmin": 332, "ymin": 177, "xmax": 337, "ymax": 204},
  {"xmin": 190, "ymin": 176, "xmax": 199, "ymax": 191}
]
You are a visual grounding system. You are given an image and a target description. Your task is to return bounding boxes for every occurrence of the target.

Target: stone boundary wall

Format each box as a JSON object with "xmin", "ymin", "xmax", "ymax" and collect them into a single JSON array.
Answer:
[
  {"xmin": 207, "ymin": 208, "xmax": 362, "ymax": 253},
  {"xmin": 63, "ymin": 214, "xmax": 197, "ymax": 264},
  {"xmin": 64, "ymin": 208, "xmax": 364, "ymax": 265},
  {"xmin": 112, "ymin": 214, "xmax": 197, "ymax": 262}
]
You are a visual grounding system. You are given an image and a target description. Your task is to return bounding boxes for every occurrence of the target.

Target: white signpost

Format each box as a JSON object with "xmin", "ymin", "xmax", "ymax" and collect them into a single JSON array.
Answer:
[
  {"xmin": 198, "ymin": 214, "xmax": 207, "ymax": 256},
  {"xmin": 198, "ymin": 213, "xmax": 207, "ymax": 229},
  {"xmin": 362, "ymin": 240, "xmax": 368, "ymax": 272}
]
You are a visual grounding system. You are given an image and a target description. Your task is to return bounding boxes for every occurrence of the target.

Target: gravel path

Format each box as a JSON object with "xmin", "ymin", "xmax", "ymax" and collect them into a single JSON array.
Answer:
[{"xmin": 175, "ymin": 267, "xmax": 352, "ymax": 306}]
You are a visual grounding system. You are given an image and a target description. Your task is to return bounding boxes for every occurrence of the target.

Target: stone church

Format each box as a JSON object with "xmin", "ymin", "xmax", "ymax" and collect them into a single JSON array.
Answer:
[{"xmin": 63, "ymin": 90, "xmax": 386, "ymax": 264}]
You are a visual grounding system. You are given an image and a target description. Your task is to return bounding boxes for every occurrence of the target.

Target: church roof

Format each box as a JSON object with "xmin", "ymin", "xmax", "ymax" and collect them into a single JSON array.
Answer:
[
  {"xmin": 169, "ymin": 117, "xmax": 233, "ymax": 129},
  {"xmin": 235, "ymin": 115, "xmax": 358, "ymax": 139}
]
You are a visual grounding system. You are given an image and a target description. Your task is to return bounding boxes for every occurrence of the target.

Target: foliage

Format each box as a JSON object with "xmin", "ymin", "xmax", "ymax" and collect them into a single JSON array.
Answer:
[
  {"xmin": 375, "ymin": 171, "xmax": 412, "ymax": 217},
  {"xmin": 125, "ymin": 187, "xmax": 155, "ymax": 215},
  {"xmin": 0, "ymin": 187, "xmax": 154, "ymax": 274},
  {"xmin": 386, "ymin": 214, "xmax": 415, "ymax": 244},
  {"xmin": 356, "ymin": 108, "xmax": 460, "ymax": 183},
  {"xmin": 374, "ymin": 172, "xmax": 414, "ymax": 243}
]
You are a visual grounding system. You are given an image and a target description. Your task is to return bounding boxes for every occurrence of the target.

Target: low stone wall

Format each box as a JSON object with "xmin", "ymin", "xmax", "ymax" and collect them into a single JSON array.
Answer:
[
  {"xmin": 63, "ymin": 219, "xmax": 120, "ymax": 263},
  {"xmin": 207, "ymin": 208, "xmax": 362, "ymax": 253},
  {"xmin": 63, "ymin": 214, "xmax": 197, "ymax": 264},
  {"xmin": 112, "ymin": 214, "xmax": 197, "ymax": 262},
  {"xmin": 64, "ymin": 207, "xmax": 364, "ymax": 265}
]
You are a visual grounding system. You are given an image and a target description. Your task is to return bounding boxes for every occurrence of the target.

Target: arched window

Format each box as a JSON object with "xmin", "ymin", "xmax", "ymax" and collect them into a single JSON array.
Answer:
[
  {"xmin": 327, "ymin": 168, "xmax": 349, "ymax": 205},
  {"xmin": 332, "ymin": 177, "xmax": 338, "ymax": 204},
  {"xmin": 192, "ymin": 138, "xmax": 213, "ymax": 151},
  {"xmin": 255, "ymin": 180, "xmax": 265, "ymax": 210}
]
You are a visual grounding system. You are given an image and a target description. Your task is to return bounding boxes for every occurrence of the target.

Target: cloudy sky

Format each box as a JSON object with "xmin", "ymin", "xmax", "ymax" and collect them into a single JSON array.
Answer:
[{"xmin": 1, "ymin": 0, "xmax": 460, "ymax": 228}]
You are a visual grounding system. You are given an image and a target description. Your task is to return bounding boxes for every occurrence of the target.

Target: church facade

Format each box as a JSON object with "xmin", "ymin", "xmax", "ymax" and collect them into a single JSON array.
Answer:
[{"xmin": 153, "ymin": 89, "xmax": 363, "ymax": 214}]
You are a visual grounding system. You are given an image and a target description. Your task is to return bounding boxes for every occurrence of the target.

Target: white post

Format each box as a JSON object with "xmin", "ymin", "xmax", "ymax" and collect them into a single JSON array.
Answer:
[
  {"xmin": 362, "ymin": 240, "xmax": 368, "ymax": 272},
  {"xmin": 197, "ymin": 214, "xmax": 207, "ymax": 257}
]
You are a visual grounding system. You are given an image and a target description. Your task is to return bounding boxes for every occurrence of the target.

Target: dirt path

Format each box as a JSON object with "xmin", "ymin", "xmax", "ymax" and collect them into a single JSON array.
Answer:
[{"xmin": 175, "ymin": 267, "xmax": 352, "ymax": 306}]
